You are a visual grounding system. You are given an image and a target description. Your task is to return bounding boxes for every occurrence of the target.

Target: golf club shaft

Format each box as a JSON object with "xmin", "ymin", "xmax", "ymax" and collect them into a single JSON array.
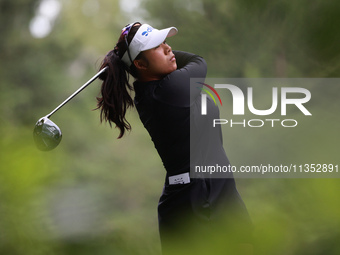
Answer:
[{"xmin": 46, "ymin": 66, "xmax": 108, "ymax": 118}]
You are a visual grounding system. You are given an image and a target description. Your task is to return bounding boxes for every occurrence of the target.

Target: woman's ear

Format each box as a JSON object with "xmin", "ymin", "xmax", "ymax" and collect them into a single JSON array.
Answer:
[{"xmin": 133, "ymin": 58, "xmax": 148, "ymax": 70}]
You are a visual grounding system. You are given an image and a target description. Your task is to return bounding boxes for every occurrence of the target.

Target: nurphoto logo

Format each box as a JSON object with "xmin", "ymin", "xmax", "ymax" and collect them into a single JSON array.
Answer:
[{"xmin": 199, "ymin": 81, "xmax": 312, "ymax": 128}]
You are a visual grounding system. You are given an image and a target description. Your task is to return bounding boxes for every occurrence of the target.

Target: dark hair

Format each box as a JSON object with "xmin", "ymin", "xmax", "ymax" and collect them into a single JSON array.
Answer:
[{"xmin": 96, "ymin": 23, "xmax": 142, "ymax": 138}]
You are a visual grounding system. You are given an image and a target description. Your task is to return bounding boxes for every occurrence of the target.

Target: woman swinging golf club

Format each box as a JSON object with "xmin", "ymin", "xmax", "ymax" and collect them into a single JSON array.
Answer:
[{"xmin": 97, "ymin": 22, "xmax": 252, "ymax": 254}]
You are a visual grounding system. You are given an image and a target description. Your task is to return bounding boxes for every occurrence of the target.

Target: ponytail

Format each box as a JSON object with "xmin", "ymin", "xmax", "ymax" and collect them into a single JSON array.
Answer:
[
  {"xmin": 96, "ymin": 49, "xmax": 134, "ymax": 138},
  {"xmin": 96, "ymin": 23, "xmax": 142, "ymax": 138}
]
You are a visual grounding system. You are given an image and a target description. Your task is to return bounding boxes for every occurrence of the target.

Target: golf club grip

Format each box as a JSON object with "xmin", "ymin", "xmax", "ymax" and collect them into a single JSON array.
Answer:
[{"xmin": 46, "ymin": 66, "xmax": 108, "ymax": 118}]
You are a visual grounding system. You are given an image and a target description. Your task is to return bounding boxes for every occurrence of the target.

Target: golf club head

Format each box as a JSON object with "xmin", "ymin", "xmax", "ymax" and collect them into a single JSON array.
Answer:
[{"xmin": 33, "ymin": 117, "xmax": 62, "ymax": 151}]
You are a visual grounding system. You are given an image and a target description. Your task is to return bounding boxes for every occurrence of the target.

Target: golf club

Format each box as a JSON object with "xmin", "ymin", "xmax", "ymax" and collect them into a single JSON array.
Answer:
[{"xmin": 33, "ymin": 66, "xmax": 108, "ymax": 151}]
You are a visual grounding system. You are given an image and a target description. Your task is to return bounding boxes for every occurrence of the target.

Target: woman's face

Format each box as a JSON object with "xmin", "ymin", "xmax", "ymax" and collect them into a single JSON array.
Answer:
[{"xmin": 137, "ymin": 41, "xmax": 177, "ymax": 81}]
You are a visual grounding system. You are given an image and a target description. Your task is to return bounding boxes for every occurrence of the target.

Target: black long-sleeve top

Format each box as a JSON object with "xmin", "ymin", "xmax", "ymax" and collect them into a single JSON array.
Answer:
[
  {"xmin": 133, "ymin": 51, "xmax": 251, "ymax": 230},
  {"xmin": 133, "ymin": 51, "xmax": 208, "ymax": 176}
]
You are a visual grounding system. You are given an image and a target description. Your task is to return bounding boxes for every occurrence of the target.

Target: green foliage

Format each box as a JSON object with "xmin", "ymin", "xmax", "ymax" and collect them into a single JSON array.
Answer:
[
  {"xmin": 144, "ymin": 0, "xmax": 340, "ymax": 77},
  {"xmin": 1, "ymin": 0, "xmax": 339, "ymax": 254}
]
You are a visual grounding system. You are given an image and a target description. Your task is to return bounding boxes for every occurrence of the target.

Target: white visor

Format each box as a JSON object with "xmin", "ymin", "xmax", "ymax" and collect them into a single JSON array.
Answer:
[{"xmin": 121, "ymin": 23, "xmax": 178, "ymax": 67}]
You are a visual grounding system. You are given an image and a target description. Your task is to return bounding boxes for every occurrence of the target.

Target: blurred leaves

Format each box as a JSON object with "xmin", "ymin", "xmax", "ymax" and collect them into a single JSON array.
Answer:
[
  {"xmin": 144, "ymin": 0, "xmax": 340, "ymax": 77},
  {"xmin": 1, "ymin": 0, "xmax": 339, "ymax": 254}
]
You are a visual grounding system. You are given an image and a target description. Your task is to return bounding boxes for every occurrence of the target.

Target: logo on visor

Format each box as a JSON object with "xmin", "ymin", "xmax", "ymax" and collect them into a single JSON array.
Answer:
[{"xmin": 142, "ymin": 26, "xmax": 154, "ymax": 36}]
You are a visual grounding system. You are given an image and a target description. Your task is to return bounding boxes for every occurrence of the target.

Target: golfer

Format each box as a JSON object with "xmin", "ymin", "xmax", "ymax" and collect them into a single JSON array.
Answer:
[{"xmin": 97, "ymin": 22, "xmax": 252, "ymax": 254}]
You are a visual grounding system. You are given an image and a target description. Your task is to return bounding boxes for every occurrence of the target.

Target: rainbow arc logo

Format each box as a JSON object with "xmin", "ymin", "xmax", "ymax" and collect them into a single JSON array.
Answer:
[{"xmin": 197, "ymin": 82, "xmax": 222, "ymax": 115}]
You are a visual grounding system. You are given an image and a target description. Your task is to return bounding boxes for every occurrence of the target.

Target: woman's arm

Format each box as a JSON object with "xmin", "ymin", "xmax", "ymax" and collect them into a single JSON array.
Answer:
[
  {"xmin": 153, "ymin": 51, "xmax": 207, "ymax": 107},
  {"xmin": 174, "ymin": 51, "xmax": 207, "ymax": 75}
]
